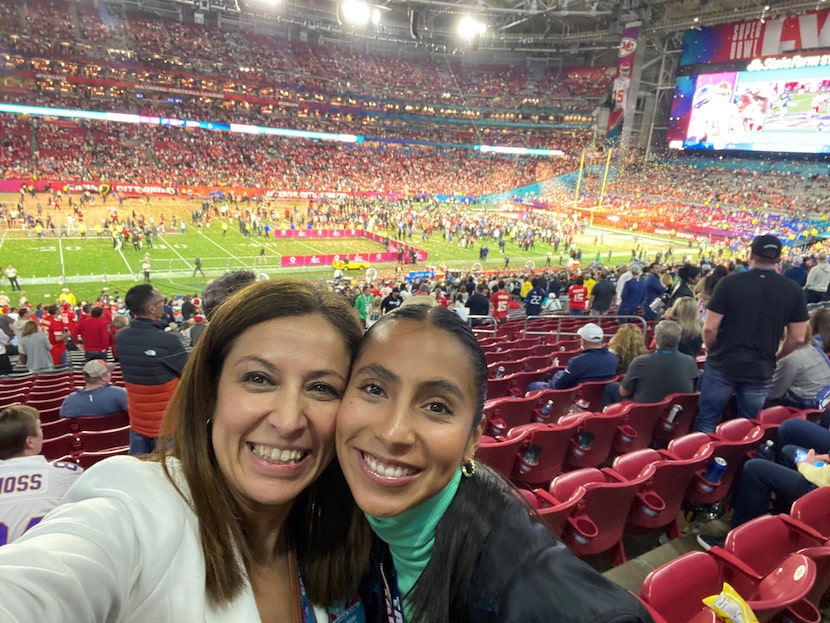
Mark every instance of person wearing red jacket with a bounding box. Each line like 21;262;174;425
78;306;111;361
39;305;68;367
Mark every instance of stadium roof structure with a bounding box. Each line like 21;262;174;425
140;0;825;56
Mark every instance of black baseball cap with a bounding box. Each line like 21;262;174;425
750;234;782;261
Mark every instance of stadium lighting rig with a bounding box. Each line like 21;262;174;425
339;1;383;27
457;15;487;40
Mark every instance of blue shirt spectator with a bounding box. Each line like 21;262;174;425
526;323;617;392
60;360;128;418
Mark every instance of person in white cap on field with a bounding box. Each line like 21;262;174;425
59;360;128;419
525;322;617;393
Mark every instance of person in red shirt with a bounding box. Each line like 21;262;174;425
78;306;111;361
489;280;512;324
568;276;589;316
39;305;68;366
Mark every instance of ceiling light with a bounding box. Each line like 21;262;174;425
457;16;486;40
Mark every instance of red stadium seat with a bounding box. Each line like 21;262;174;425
550;465;653;565
613;444;713;540
522;387;580;423
41;433;82;462
651;392;700;445
482;396;536;436
78;426;131;453
640;550;817;623
531;487;586;539
608;398;670;455
790;487;830;543
40;417;75;440
723;514;830;609
70;411;130;433
564;410;626;470
475;430;528;481
573;378;616;413
507;416;583;488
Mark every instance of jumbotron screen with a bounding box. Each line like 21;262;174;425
666;57;830;154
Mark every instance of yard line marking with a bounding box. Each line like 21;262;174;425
117;247;133;273
159;234;193;269
58;237;65;278
200;234;248;267
0;229;6;253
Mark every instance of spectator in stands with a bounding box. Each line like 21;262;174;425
336;303;651;622
78;306;111;362
190;270;257;348
696;235;809;433
109;315;128;362
115;284;188;455
804;252;830;304
664;297;703;358
666;263;700;309
489;281;511;324
18;320;52;374
764;323;830;409
617;265;645;322
783;256;808;287
39;304;68;367
465;284;490;326
811;307;830;354
643;263;667;322
587;269;615;316
524;277;546;317
567;276;588;316
0;280;369;620
354;285;374;328
12;308;31;368
381;287;403;315
698;421;829;551
525;323;617;392
59;360;128;418
608;323;648;375
0;405;82;546
603;320;699;406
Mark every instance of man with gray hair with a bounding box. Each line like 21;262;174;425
603;320;699;406
189;270;257;347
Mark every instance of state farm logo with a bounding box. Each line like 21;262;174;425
619;37;637;57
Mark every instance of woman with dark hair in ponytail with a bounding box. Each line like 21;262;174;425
337;303;652;623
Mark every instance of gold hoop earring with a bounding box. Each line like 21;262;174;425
461;458;476;478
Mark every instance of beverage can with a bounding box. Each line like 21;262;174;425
702;457;727;484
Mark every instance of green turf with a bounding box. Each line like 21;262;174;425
0;194;705;305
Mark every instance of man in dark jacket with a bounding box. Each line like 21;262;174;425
525;323;617;392
115;284;188;455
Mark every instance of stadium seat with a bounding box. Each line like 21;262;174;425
475;430;528;481
640;550;817;623
77;447;130;469
752;405;806;445
651;392;700;445
549;465;654;565
573;378;616;413
78;426;131;453
608;399;669;455
522;387;580;423
69;411;130;433
40;417;75;440
41;433;82;462
0;392;28;409
612;444;713;540
507;416;583;487
564;410;626;470
530;487;586;539
790;487;830;543
483;396;536;434
723;514;830;608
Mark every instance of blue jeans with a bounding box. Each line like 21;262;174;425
777;419;830;459
84;351;108;362
731;458;816;527
694;363;772;433
129;430;157;456
617;308;636;323
568;309;585;316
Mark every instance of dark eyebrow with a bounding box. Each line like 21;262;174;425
355;363;466;401
236;355;347;383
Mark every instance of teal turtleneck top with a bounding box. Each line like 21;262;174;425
365;468;462;620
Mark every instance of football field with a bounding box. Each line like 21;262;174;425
0;193;700;304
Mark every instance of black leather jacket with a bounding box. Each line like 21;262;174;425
359;497;653;623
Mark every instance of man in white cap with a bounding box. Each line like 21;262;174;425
59;360;128;419
525;322;617;392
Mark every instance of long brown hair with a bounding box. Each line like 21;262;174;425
157;279;370;606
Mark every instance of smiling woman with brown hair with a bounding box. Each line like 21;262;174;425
337;303;652;623
0;279;371;622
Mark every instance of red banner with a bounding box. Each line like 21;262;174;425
274;229;428;267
